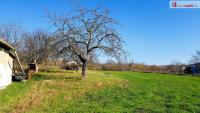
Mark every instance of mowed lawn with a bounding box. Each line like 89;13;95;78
0;68;200;113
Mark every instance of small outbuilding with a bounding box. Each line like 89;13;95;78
184;63;200;75
0;39;16;88
0;39;26;89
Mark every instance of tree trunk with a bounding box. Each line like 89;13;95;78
82;60;87;79
174;67;176;75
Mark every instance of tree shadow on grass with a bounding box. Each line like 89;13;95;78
32;73;82;82
40;70;77;74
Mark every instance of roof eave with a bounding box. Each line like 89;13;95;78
0;39;16;51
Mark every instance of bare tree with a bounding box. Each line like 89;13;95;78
48;7;126;79
190;50;200;64
171;60;184;74
23;29;55;65
22;34;36;64
0;22;26;71
0;22;24;50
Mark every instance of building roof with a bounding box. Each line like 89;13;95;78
0;39;16;51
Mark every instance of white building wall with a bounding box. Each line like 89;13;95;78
0;51;13;89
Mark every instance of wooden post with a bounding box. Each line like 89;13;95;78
14;51;25;74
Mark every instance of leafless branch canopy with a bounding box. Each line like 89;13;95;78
190;50;200;64
0;22;24;49
48;7;126;62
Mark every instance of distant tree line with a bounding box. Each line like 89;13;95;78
87;60;187;75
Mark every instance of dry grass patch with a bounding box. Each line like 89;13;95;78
11;82;46;113
8;70;125;113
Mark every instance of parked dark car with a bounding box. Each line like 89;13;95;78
184;63;200;75
63;62;79;70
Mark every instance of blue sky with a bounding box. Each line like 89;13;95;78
0;0;199;65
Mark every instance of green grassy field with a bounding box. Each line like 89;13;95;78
0;68;200;113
